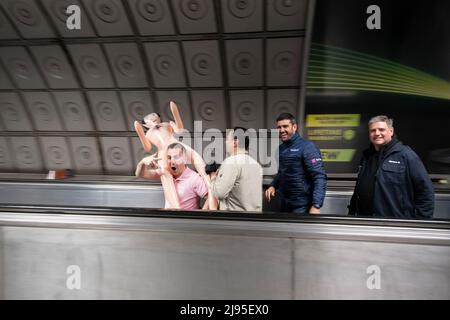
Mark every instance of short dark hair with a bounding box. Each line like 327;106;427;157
167;142;185;154
231;127;249;151
276;113;297;124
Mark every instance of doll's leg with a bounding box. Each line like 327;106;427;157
160;171;180;209
157;156;180;209
169;101;184;133
134;121;152;152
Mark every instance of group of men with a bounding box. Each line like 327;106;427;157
136;125;264;212
136;113;435;219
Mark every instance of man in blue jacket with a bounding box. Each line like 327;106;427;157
265;113;327;214
348;115;434;218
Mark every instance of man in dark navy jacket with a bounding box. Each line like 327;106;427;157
265;113;327;214
348;115;434;218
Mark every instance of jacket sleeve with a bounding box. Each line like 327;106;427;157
407;151;434;218
348;158;364;215
270;172;280;189
303;142;327;207
270;147;280;189
211;161;239;200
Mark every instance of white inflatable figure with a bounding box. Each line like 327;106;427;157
135;101;217;210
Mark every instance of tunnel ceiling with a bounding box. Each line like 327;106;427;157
0;0;310;175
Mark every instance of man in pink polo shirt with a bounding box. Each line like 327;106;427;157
136;142;209;210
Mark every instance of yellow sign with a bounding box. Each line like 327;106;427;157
321;149;356;162
306;114;361;127
343;129;356;140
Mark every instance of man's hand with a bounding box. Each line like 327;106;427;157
309;206;321;214
136;155;162;178
144;155;161;170
265;186;276;202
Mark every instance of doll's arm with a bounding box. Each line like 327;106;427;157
134;121;152;152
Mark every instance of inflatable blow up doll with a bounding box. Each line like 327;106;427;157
134;101;217;210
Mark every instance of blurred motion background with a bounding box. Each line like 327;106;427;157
0;0;309;176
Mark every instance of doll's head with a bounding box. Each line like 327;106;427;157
141;113;161;129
